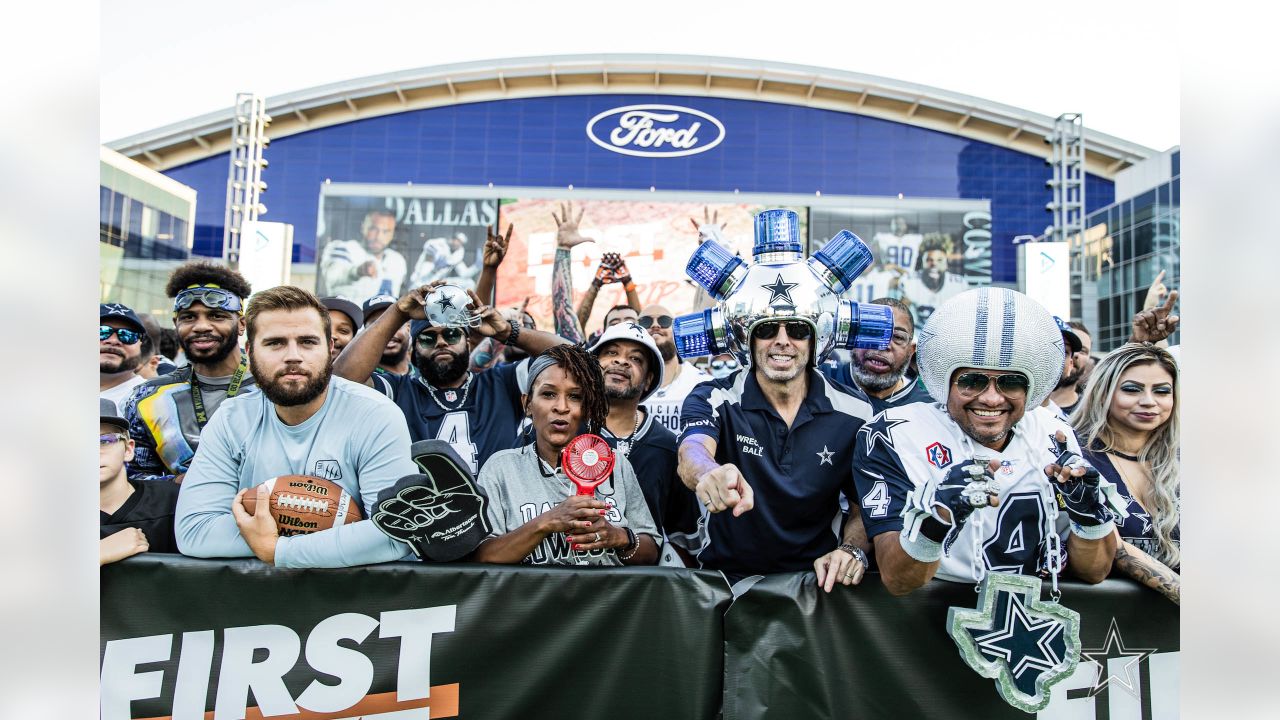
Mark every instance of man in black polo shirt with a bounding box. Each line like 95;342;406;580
678;318;877;586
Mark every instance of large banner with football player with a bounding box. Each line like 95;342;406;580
491;199;806;334
808;204;993;328
102;556;1178;720
315;187;499;301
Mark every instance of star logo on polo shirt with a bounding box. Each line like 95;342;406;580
762;274;799;305
1081;617;1156;698
859;415;908;455
816;446;834;465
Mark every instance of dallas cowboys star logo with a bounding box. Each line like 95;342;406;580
1121;494;1152;534
947;573;1081;712
761;274;799;305
859;415;907;454
102;303;131;315
1081;617;1156;699
436;292;457;311
816;446;834;466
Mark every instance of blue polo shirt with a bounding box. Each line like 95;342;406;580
678;368;876;578
379;361;526;474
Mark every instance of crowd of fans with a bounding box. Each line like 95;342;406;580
99;203;1180;606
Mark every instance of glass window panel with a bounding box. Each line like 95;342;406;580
1133;221;1154;258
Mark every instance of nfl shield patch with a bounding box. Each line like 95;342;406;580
926;442;952;469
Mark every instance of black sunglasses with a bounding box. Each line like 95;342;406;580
415;327;466;346
953;372;1030;397
752;321;812;341
100;325;143;345
637;315;673;329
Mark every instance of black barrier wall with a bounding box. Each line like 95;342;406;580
101;557;1178;720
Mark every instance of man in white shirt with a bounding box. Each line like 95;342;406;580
637;304;711;434
100;303;148;407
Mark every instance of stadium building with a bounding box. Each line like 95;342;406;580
105;54;1167;332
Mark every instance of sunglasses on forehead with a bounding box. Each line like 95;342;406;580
100;325;144;345
637;315;673;329
751;321;813;341
415;327;467;346
173;287;243;313
953;372;1030;397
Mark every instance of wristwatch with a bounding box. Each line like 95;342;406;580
839;542;869;569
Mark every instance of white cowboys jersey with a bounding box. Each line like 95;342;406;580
840;267;906;305
320;239;407;299
873;231;923;271
899;272;968;326
643;362;712;434
853;402;1079;583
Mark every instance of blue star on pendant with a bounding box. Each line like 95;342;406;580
971;593;1067;683
761;274;799;305
859;415;907;454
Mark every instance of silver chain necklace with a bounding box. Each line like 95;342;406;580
422;372;473;411
614;410;642;457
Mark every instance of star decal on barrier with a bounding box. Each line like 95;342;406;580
816;446;834;466
1081;617;1156;698
859;416;907;455
762;274;799;305
946;572;1081;713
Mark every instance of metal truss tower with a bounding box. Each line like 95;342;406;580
1044;112;1086;319
222;93;271;266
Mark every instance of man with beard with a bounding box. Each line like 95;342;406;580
898;233;968;326
175;286;417;567
361;295;412;377
100;303;148;407
1044;316;1086;420
852;288;1123;595
821;298;933;412
123;261;259;483
636;304;711;434
334;282;569;473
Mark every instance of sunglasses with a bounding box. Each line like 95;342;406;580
751;321;813;341
100;325;144;344
416;327;466;346
953;372;1030;397
173;287;243;313
637;315;673;330
710;358;740;370
99;433;129;448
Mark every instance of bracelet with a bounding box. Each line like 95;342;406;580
618;527;640;561
623;281;636;293
503;319;521;346
838;543;868;568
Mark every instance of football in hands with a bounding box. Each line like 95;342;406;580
242;475;363;536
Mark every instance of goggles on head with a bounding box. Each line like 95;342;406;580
173;286;243;313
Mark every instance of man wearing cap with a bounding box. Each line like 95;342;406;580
334;282;569;473
1044;316;1085;421
100;303;149;407
361;294;412;378
637;303;713;434
100;399;179;564
122;261;258;483
851;288;1126;595
320;297;363;360
821;298;933;413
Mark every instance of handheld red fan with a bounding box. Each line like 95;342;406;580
561;434;615;496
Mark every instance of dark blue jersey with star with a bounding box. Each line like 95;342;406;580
1082;445;1180;571
818;362;936;414
380;361;526;474
678;368;876;577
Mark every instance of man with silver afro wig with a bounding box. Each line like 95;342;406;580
850;287;1128;595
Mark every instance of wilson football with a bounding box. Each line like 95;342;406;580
242;475;363;536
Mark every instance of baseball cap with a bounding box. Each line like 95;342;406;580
100;303;146;334
362;294;397;324
1053;316;1083;353
587;321;666;403
100;398;129;432
321;297;364;331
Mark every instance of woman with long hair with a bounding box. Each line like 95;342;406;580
473;344;660;566
1070;342;1180;603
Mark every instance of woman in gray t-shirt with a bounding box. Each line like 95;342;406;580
473;345;660;566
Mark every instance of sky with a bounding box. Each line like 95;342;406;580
100;0;1180;151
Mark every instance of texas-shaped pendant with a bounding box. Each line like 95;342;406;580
946;572;1081;713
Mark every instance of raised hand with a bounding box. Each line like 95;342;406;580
1131;288;1179;344
483;224;513;268
902;458;1002;548
689;206;724;244
551;201;594;250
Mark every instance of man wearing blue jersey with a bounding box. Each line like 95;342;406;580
176;286;417;568
821;298;933;412
852;288;1125;595
334;282;569;473
677;317;877;587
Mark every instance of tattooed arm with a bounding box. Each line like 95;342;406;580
551;201;593;344
1114;538;1180;605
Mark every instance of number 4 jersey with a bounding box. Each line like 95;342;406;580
853;402;1078;583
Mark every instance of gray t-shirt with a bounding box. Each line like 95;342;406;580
477;443;659;566
193;370;258;418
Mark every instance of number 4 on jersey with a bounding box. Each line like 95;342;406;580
436;411;479;473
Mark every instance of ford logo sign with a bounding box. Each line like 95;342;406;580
586;104;725;158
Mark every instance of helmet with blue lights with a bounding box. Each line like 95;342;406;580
672;209;894;368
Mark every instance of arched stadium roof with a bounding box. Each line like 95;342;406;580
108;54;1157;178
